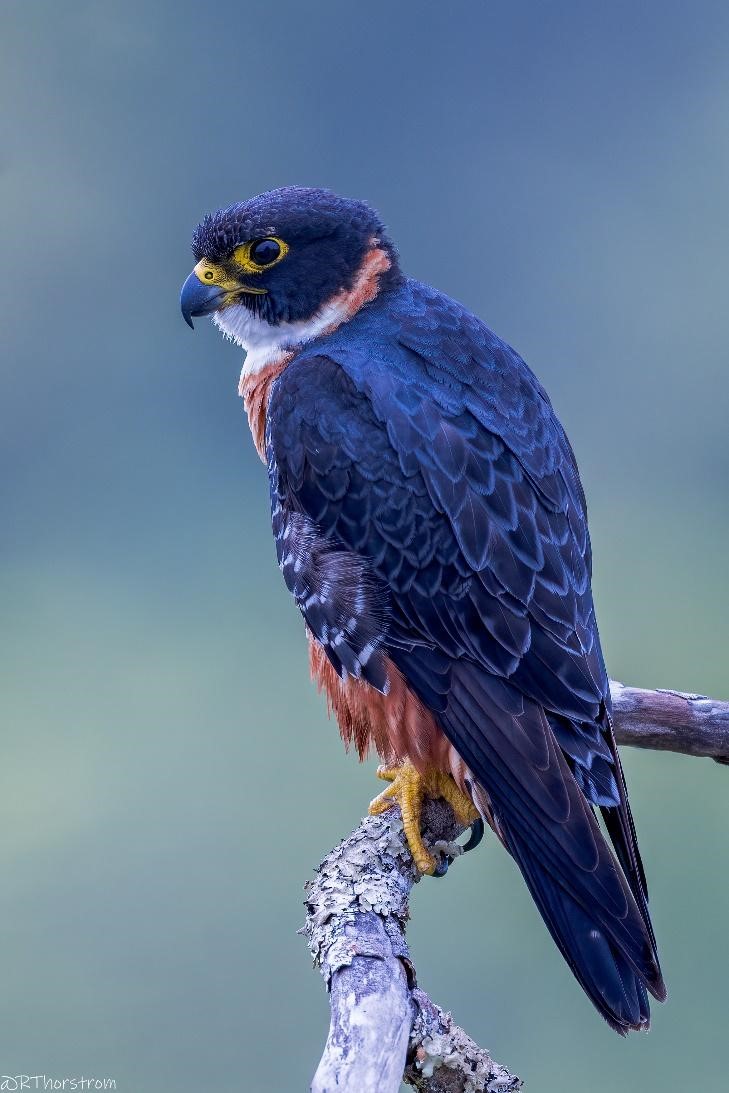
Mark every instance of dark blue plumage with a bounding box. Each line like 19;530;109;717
182;187;665;1034
266;277;664;1033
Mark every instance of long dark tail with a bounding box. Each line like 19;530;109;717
443;663;666;1034
499;812;662;1032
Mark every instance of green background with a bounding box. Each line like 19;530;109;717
2;2;728;1090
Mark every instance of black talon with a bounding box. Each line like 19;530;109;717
462;817;484;854
431;818;484;877
432;856;450;877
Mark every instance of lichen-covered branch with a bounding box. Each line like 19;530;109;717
304;798;521;1093
303;681;728;1092
404;989;521;1093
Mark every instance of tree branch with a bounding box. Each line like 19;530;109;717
304;798;522;1093
303;681;728;1092
610;681;729;762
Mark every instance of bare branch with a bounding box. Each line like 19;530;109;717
611;681;729;762
304;681;728;1091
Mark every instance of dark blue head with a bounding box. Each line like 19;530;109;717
180;187;400;329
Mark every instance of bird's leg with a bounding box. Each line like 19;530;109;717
368;761;479;876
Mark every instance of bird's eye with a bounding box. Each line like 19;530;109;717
232;236;288;273
250;238;282;267
204;270;214;280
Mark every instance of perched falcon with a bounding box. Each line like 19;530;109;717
181;187;665;1032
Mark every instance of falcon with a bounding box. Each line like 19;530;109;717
180;187;665;1032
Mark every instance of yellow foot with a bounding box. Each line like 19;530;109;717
368;761;479;875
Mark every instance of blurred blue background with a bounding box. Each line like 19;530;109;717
2;2;728;1090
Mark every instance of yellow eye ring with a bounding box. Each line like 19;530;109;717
233;236;288;273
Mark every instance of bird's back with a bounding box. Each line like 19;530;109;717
268;276;665;1031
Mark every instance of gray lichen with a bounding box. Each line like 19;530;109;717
304;801;522;1093
405;989;523;1093
304;810;416;984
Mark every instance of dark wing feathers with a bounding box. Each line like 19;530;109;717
445;668;657;960
270;490;390;692
266;284;663;1029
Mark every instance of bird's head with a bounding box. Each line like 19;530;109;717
180;187;399;348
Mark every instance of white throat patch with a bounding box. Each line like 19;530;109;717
213;297;350;379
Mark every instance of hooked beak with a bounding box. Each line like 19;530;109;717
180;270;227;329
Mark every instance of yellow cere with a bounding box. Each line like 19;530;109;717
192;237;288;295
192;258;263;293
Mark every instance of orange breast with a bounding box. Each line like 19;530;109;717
239;355;293;461
308;635;469;784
